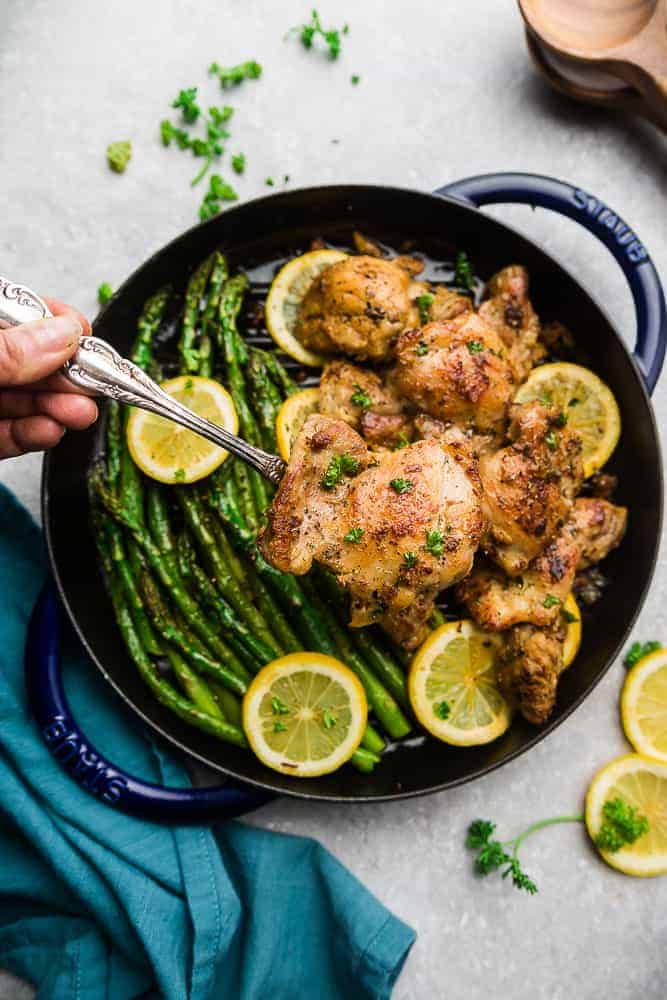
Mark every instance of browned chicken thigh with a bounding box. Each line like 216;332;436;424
296;255;423;362
260;415;483;649
318;360;412;449
392;313;515;434
496;620;567;725
479;401;584;575
478;265;546;382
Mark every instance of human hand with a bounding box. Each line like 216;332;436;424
0;297;98;458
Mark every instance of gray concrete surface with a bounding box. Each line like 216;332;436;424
1;1;666;997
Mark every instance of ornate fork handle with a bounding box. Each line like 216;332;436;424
0;275;287;485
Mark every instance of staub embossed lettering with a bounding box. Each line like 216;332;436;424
572;189;648;264
42;716;127;802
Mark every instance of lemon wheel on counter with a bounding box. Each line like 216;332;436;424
514;362;621;477
126;375;237;484
621;647;667;763
264;249;347;366
408;621;511;746
243;653;367;777
585;754;667;876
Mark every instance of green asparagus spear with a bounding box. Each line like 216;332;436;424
106;401;122;491
177;490;280;656
140;568;248;695
210;682;243;725
259;348;299;397
107;522;161;657
95;516;247;747
164;646;224;718
179;255;214;373
246;350;280;451
132;286;170;374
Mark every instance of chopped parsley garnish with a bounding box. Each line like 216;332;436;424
160;120;192;149
350;383;372;409
322;710;337;729
271;696;290;715
294;9;349;59
284;174;290;183
199;174;238;221
351;74;360;85
624;640;662;669
184;378;194;390
545;429;558;451
403;551;418;568
543;594;561;609
390;478;413;494
344;527;364;543
393;433;410;450
416;292;434;325
321;453;360;489
455;250;475;291
97;282;114;306
106;140;132;173
172;87;201;123
265;177;275;186
273;720;288;733
554;411;568;427
425;530;444;558
561;607;579;624
173;468;186;482
435;701;451;720
539;392;552;405
209;60;262;88
467;340;484;354
568;397;580;407
594;798;649;852
415;341;429;356
231;152;246;174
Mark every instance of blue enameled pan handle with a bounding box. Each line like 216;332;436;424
435;172;666;395
25;584;273;823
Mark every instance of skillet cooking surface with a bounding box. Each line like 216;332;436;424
43;186;662;801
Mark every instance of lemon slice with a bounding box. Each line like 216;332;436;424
585;754;667;876
275;387;320;460
408;620;511;746
242;653;367;777
126;375;237;485
514;362;621;477
265;249;348;366
562;593;582;669
621;647;667;762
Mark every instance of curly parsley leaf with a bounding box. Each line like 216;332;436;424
172;87;201;123
97;282;114;306
594;798;649;852
293;10;349;59
425;530;444;558
350;383;372;409
390;478;413;495
198;174;238;221
416;292;434;325
209;60;262;88
321;453;360;489
231;152;246;174
624;640;662;669
455;250;475;291
344;527;364;543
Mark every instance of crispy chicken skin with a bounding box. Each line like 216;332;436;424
296;256;422;362
428;287;473;323
458;497;627;632
478;265;546;382
569;497;627;569
318;360;412;448
497;621;567;726
260;415;483;649
392;313;515;433
479;401;584;575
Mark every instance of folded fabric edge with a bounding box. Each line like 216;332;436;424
355;910;416;999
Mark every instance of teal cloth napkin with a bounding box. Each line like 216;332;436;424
0;483;415;999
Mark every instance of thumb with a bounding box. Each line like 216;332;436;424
0;311;83;387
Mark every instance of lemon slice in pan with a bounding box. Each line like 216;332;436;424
265;249;347;366
275;387;320;460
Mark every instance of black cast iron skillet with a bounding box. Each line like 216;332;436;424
28;172;666;821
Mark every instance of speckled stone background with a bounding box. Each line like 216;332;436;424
1;1;666;997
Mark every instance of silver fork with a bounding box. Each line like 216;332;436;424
0;276;287;485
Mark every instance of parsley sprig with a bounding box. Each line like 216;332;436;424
594;798;649;852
